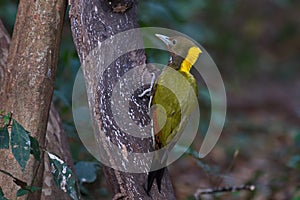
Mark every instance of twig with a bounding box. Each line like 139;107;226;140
0;169;28;189
194;184;255;199
214;149;240;187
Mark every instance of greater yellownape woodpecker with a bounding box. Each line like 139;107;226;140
147;34;202;194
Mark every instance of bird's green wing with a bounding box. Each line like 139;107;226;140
151;67;198;149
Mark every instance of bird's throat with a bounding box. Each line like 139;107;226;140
180;46;201;74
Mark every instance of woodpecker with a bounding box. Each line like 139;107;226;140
147;34;202;194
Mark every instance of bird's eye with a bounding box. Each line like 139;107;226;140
172;39;177;45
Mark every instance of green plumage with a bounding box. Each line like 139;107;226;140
151;67;198;148
147;34;201;195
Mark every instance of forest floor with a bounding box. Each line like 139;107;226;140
171;80;300;200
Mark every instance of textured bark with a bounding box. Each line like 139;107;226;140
0;20;10;90
0;20;74;200
69;0;175;199
0;0;66;199
42;103;74;200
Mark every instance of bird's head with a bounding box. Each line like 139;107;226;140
155;34;202;72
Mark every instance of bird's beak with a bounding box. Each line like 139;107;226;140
155;34;172;47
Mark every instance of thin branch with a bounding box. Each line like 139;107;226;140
194;184;255;199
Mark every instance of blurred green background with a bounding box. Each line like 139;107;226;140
1;0;300;199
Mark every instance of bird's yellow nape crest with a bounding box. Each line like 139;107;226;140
180;46;202;74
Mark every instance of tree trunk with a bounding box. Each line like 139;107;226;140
69;0;175;199
0;20;10;85
0;0;66;198
42;103;74;200
1;19;74;200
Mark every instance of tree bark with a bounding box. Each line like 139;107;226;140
0;0;66;198
41;103;74;200
0;19;74;200
69;0;175;199
0;20;10;88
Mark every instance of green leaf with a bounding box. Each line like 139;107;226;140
11;119;31;171
27;186;41;193
29;136;40;161
0;126;9;149
288;155;300;169
294;130;300;149
75;161;100;184
16;188;30;197
0;187;8;200
2;112;11;126
16;186;41;197
47;152;79;200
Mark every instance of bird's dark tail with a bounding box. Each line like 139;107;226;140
146;167;165;195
